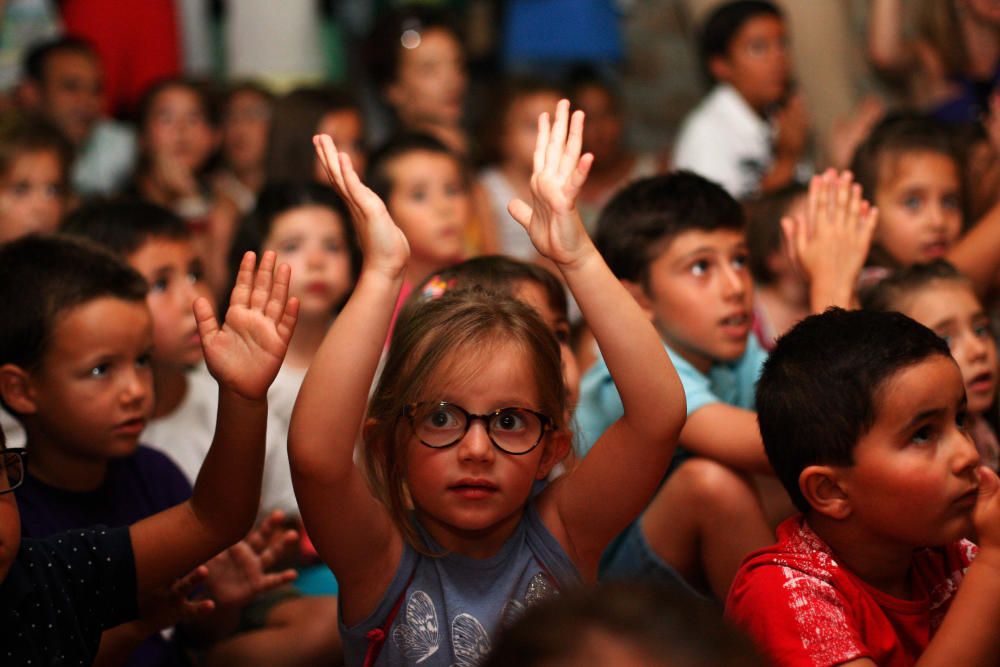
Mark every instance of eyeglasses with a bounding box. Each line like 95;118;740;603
0;448;26;495
405;402;553;455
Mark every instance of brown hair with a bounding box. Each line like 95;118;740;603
364;288;567;551
0;112;73;188
860;259;971;313
743;183;807;285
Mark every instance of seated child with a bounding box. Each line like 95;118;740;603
673;0;808;199
727;307;1000;666
291;100;686;664
850;111;1000;295
0;234;297;666
744;183;808;350
0;112;72;244
362;133;471;333
478;78;561;260
862;260;1000;471
579;169;875;598
215;81;275;215
61;200;342;665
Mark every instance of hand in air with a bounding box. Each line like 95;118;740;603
137;565;215;633
196;251;298;401
782;169;878;293
507;99;596;268
202;509;299;608
313;134;409;279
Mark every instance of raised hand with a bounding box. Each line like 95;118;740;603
781;169;878;311
313;134;409;279
507;99;595;268
201;510;299;608
196;251;298;400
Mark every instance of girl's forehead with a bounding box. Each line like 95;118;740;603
418;338;538;401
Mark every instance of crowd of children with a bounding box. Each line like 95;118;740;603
7;1;1000;665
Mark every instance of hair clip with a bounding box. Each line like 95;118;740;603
421;275;457;300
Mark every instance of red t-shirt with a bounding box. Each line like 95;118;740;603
726;516;976;667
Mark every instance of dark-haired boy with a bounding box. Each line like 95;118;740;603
0;234;297;665
727;308;1000;666
16;36;136;195
673;0;808;198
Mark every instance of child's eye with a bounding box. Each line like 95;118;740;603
492;409;528;433
89;363;110;378
911;425;934;444
956;410;970;431
942;194;962;211
150;277;169;293
974;322;994;339
731;253;749;270
279;241;300;254
554;326;570;344
324;240;343;253
187;268;204;285
136;353;152;369
9;181;30;196
445;182;466;197
409;188;428;203
690;260;710;277
423;406;461;431
902;196;922;211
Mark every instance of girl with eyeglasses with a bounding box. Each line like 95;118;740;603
289;101;685;665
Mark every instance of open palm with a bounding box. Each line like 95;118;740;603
197;251;298;401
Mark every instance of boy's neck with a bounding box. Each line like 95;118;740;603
24;437;108;492
806;513;916;599
152;362;191;419
285;314;331;369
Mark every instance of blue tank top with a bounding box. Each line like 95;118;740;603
340;502;580;666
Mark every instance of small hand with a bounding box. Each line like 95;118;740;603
507;99;596;268
202;513;299;608
313;134;409;279
782;169;878;309
197;251;298;400
137;566;215;633
973;466;1000;551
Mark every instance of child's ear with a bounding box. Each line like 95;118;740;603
799;465;852;520
536;430;571;479
708;55;734;84
0;364;38;415
620;280;655;322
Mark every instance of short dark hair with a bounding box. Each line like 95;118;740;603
860;259;969;314
230;181;361;294
850;112;961;208
0;234;148;375
0;112;73;186
595;171;744;287
22;36;97;84
700;1;783;78
365;132;466;202
743;183;807;285
756;308;950;512
483;581;764;667
60;198;190;257
266;86;360;184
365;6;462;92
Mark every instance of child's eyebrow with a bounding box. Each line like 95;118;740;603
899;398;968;432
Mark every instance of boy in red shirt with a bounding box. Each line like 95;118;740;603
727;308;1000;666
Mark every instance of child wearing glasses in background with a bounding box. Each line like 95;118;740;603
289;101;685;665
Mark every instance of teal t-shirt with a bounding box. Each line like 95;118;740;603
573;335;768;457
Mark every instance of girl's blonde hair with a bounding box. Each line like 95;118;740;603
364;288;567;550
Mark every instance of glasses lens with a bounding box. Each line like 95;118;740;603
489;408;543;454
413;403;467;447
1;453;22;491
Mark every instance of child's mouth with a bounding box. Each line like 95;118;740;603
449;480;498;499
969;371;995;394
114;418;147;435
719;313;750;335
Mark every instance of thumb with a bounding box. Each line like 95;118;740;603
979;465;1000;500
507;198;533;229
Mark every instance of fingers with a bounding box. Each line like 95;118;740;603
314;134;347;194
544;99;571;175
263;262;292;323
558;109;585;182
507;198;533;228
278;298;299;343
567;152;594;196
193;296;219;342
533;112;550;175
249;250;277;311
229;251;257;310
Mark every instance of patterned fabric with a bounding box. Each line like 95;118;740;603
726;516;976;667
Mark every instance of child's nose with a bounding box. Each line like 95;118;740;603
121;368;150;405
719;264;746;298
456;420;494;462
952;427;981;474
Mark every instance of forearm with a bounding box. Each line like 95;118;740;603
561;246;685;443
289;269;402;482
190;388;268;548
916;547;1000;665
868;0;908;71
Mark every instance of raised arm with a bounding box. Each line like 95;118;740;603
508;100;686;576
130;251;298;595
867;0;913;74
288;135;410;620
